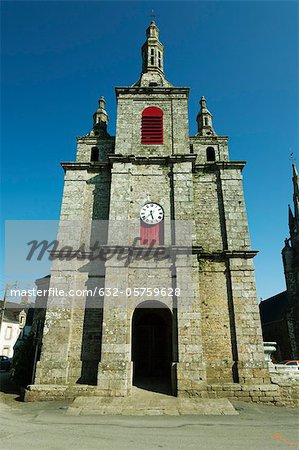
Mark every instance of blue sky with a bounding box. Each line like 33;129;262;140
1;1;298;300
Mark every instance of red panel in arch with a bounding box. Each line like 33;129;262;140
142;107;163;145
140;222;163;245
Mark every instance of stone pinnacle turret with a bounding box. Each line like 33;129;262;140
93;96;109;136
196;96;217;137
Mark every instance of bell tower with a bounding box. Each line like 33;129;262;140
29;20;276;403
142;21;164;74
135;20;172;87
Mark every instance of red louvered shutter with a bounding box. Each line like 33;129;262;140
140;222;163;245
142;107;163;145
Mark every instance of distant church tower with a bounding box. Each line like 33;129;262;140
29;22;272;400
282;163;299;358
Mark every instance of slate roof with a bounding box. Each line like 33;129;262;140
259;291;289;324
0;300;34;324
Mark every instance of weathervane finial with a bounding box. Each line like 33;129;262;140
149;9;156;21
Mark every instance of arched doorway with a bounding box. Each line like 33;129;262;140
132;301;173;395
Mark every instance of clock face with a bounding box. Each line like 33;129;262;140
140;203;164;224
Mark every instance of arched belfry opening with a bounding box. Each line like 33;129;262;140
131;301;173;395
206;146;216;162
141;106;164;144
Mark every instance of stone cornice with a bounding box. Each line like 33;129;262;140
50;246;258;260
76;136;115;142
194;161;247;171
190;135;229;141
115;86;190;97
61;162;110;173
61;159;246;173
196;249;258;259
108;154;197;165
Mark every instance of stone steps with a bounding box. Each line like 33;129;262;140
67;387;238;416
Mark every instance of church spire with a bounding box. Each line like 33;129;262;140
288;204;295;231
142;21;164;76
196;96;217;136
292;163;299;221
287;162;299;245
133;21;172;87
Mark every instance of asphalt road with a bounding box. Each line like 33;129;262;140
0;371;298;450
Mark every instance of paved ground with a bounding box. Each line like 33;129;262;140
1;371;298;450
68;386;238;416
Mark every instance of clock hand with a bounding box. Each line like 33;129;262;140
150;211;154;219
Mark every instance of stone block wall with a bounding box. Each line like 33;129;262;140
220;166;251;250
193;170;223;251
229;258;270;384
76;137;115;163
190;136;229;164
34;162;110;386
115;88;189;156
198;260;234;384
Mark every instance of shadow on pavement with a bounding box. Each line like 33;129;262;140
0;370;22;399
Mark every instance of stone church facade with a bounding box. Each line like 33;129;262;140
27;22;283;403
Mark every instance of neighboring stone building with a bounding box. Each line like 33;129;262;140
260;164;299;360
27;21;285;403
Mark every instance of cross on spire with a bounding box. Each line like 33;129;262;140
149;9;156;21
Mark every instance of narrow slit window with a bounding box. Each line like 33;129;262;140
141;107;163;145
150;48;155;65
91;147;99;162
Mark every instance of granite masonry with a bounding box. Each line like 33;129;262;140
26;21;298;407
